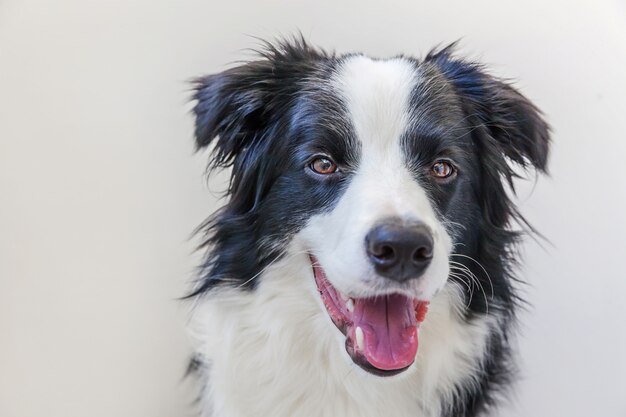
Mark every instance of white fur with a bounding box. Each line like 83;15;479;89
190;246;494;417
300;56;452;301
190;56;493;416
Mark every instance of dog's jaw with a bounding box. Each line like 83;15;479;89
311;254;430;376
189;248;495;417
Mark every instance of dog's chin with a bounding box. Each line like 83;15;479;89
310;255;429;377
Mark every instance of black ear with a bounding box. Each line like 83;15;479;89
191;60;274;168
427;46;551;172
191;37;327;171
481;80;550;172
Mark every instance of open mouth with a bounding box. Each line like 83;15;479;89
310;255;429;376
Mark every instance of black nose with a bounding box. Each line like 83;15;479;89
365;220;434;282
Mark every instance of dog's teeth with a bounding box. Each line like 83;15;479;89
355;326;364;351
346;298;354;312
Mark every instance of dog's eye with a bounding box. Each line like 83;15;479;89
430;160;456;179
310;157;338;175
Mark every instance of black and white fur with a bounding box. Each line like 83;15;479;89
187;38;550;417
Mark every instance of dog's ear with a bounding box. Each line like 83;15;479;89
191;60;274;168
480;79;550;172
428;46;550;172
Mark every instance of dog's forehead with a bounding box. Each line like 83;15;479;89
331;55;418;150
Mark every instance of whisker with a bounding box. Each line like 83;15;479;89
450;253;495;299
449;261;490;315
236;249;313;289
448;273;473;309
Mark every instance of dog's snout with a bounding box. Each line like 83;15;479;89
365;220;434;282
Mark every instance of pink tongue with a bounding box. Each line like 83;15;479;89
353;294;418;371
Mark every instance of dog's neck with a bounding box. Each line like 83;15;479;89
190;250;495;417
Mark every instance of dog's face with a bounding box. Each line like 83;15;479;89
192;40;549;376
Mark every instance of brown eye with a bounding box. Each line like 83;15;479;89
310;157;338;175
431;160;455;179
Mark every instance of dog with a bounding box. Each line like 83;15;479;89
186;37;550;417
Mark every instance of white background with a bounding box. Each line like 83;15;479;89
1;1;625;416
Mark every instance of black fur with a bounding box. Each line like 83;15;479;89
189;37;550;416
190;38;357;296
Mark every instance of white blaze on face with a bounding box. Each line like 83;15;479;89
299;55;452;300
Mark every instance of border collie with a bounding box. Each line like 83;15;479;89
187;38;550;417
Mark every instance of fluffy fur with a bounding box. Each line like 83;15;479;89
186;37;550;417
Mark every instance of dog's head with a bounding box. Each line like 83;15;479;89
191;39;549;376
